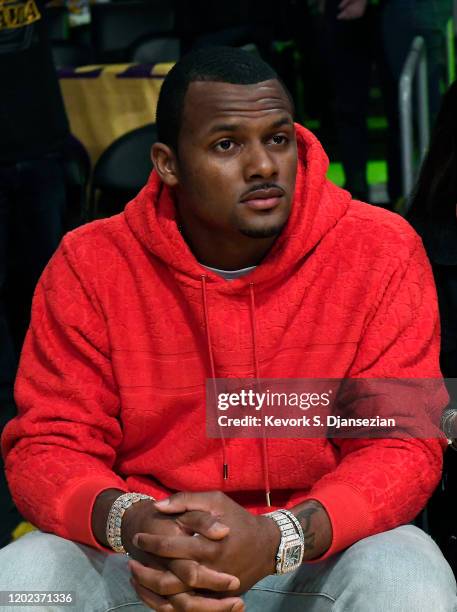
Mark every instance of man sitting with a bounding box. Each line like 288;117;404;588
1;47;456;611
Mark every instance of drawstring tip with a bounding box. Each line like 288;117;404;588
223;463;229;480
266;491;271;507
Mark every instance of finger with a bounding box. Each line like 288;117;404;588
338;0;352;9
153;491;219;514
169;592;245;612
129;558;192;596
130;575;174;611
134;532;217;562
169;559;240;592
175;510;229;539
130;550;239;590
129;558;240;595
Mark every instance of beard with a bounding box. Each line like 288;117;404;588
238;219;288;239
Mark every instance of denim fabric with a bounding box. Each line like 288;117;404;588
0;525;455;611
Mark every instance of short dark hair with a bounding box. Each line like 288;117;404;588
155;46;292;152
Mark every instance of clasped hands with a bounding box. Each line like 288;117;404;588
123;491;280;612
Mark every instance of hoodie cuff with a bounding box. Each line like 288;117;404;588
57;477;129;553
291;482;373;563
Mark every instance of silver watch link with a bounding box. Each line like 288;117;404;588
264;508;305;574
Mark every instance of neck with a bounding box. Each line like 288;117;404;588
179;223;277;270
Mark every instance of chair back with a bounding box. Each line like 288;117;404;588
90;124;157;218
91;1;175;63
62;135;92;229
51;41;94;68
130;36;180;64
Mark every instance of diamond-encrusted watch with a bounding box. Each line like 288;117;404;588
106;492;154;554
264;509;304;574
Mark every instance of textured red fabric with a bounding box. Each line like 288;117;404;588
1;125;447;559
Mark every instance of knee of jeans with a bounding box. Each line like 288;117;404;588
336;525;456;610
0;530;93;590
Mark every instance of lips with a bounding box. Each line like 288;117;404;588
240;188;284;210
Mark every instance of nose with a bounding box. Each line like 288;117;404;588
243;141;278;181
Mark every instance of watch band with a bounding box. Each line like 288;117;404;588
106;492;154;554
264;509;304;574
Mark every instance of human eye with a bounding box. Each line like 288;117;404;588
270;134;289;146
214;139;236;152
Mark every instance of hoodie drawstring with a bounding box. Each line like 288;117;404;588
200;274;271;506
201;275;229;480
249;283;271;507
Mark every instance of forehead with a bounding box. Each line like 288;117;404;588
181;79;293;135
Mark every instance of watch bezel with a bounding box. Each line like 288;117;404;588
277;540;304;574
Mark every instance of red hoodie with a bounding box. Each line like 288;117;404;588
1;125;446;560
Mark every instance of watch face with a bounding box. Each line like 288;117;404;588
284;544;302;569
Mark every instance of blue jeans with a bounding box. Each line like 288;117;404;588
0;525;455;611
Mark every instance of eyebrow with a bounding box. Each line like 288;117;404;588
207;116;293;135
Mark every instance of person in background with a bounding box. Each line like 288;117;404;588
321;0;451;206
0;0;69;546
322;0;382;202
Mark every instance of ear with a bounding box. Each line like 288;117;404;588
151;143;179;187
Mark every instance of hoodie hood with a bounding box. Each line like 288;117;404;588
124;124;351;288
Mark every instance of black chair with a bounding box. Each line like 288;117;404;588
62;135;92;230
90;1;175;63
89;124;157;219
426;447;457;577
51;41;94;69
129;35;180;64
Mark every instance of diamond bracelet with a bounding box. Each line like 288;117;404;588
106;492;154;554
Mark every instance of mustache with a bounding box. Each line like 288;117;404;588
240;183;285;198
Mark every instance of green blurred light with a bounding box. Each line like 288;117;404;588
327;161;387;186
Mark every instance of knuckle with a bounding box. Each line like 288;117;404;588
156;538;171;556
178;561;197;586
195;536;207;558
184;564;200;588
153;577;171;597
179;598;195;612
208;543;218;561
